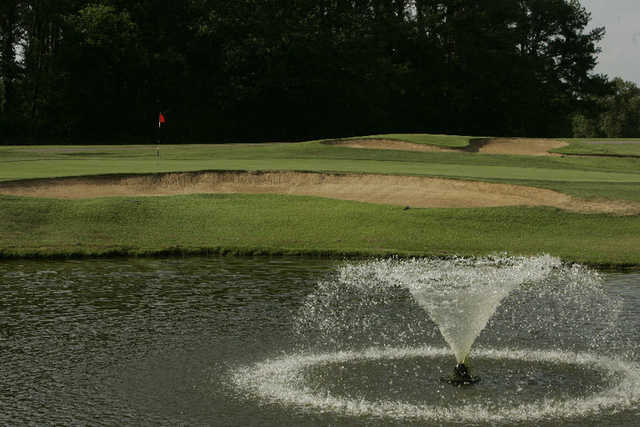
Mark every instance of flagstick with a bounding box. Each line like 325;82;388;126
157;112;165;160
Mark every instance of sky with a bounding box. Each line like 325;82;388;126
580;0;640;84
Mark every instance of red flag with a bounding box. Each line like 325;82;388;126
158;112;166;128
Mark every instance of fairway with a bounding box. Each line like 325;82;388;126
1;135;640;266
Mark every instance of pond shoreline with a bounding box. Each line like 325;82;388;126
1;247;638;272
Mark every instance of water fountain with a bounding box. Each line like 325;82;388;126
232;255;640;424
332;255;561;385
2;257;638;424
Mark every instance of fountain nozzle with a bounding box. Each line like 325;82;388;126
442;362;481;386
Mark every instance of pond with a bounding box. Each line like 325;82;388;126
0;257;638;426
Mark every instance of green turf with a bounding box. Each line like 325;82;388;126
1;194;638;266
2;140;640;202
2;134;640;265
556;139;640;157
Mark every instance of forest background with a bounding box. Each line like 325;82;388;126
1;0;639;144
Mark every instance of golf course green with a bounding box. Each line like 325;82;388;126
1;134;640;267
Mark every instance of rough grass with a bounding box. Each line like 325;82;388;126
1;193;639;266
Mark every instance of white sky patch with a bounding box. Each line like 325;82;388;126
581;0;640;84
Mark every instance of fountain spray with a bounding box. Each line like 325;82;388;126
327;255;560;385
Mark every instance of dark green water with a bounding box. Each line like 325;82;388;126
0;257;638;426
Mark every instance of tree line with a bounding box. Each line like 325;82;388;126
0;0;635;144
572;77;640;138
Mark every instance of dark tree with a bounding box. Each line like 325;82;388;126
0;0;609;143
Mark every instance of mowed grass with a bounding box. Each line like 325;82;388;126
1;134;640;266
1;194;639;266
2;137;640;201
556;139;640;157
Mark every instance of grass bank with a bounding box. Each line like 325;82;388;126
1;194;639;267
1;134;640;266
341;133;475;147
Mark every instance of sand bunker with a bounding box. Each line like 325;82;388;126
475;138;567;155
332;138;568;156
1;171;637;215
